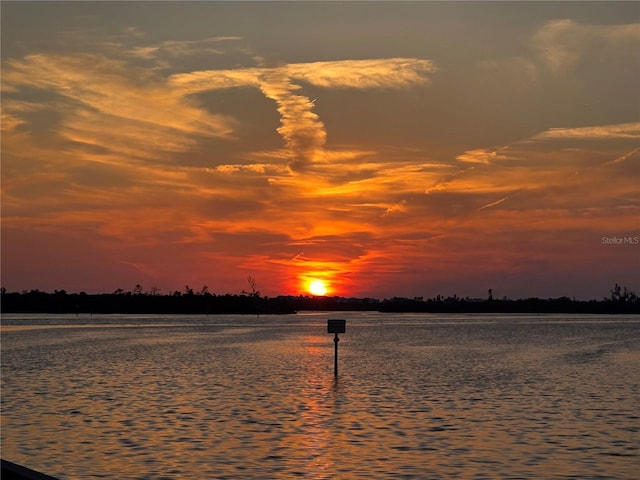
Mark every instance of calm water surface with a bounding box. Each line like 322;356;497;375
1;313;639;479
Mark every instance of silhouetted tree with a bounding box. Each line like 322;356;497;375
243;276;260;298
610;283;638;303
243;275;261;317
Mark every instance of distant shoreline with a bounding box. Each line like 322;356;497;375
2;288;638;315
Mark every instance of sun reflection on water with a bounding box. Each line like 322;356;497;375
298;336;338;478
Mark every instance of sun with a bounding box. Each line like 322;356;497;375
308;279;328;296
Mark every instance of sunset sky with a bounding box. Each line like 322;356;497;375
2;2;638;299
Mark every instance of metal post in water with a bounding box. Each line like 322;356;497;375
334;332;339;377
328;319;346;378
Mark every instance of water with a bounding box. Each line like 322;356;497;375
1;312;639;479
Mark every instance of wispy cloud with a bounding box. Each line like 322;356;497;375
169;68;262;91
478;195;511;210
129;36;243;60
456;147;513;165
258;68;327;169
2;53;237;163
170;57;436;169
215;163;289;175
605;147;640;166
533;19;640;74
170;58;436;92
286;58;436;89
475;18;640;94
531;122;640;141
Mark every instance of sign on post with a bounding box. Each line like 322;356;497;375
327;319;346;334
328;319;346;377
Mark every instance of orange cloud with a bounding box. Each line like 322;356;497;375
258;69;326;169
2;53;237;166
531;122;640;141
456;147;514;164
286;58;436;89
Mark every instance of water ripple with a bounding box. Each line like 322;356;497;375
1;314;639;479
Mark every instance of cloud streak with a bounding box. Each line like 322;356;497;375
2;53;237;164
478;195;511;210
532;122;640;141
456;147;513;165
170;57;436;169
258;68;327;169
286;58;436;89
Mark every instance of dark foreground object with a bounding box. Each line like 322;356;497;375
1;460;59;480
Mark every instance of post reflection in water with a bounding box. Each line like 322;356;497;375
298;336;339;478
244;330;349;479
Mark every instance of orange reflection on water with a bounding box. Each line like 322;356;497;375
297;335;338;478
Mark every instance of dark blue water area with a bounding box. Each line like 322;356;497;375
2;313;639;479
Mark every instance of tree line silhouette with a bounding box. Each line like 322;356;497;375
0;285;293;315
1;284;638;314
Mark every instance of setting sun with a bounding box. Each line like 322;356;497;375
308;279;328;296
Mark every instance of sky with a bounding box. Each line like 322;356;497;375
1;1;639;300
